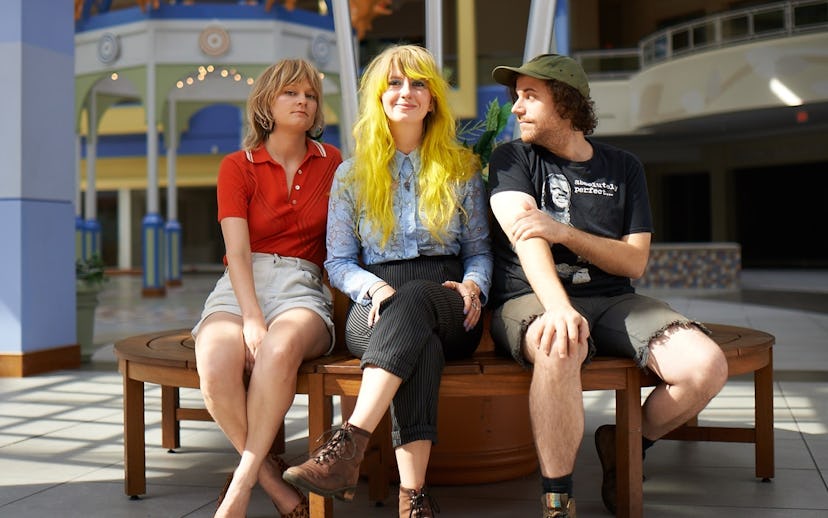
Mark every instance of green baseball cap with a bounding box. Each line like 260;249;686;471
492;53;590;98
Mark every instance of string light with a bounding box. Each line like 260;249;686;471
172;65;256;91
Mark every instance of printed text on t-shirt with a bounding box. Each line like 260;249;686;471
573;179;618;197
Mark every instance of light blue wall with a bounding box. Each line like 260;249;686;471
0;202;23;351
0;1;22;43
0;0;76;354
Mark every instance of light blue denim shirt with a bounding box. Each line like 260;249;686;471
325;149;493;305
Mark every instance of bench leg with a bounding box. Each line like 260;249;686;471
755;351;775;481
308;374;334;518
615;368;643;518
122;359;146;497
161;385;180;451
270;425;287;456
365;411;392;504
657;352;776;484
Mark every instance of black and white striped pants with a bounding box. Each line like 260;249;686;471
345;255;483;446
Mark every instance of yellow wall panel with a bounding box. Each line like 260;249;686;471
80;155;224;190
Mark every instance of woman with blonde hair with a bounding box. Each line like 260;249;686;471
193;58;341;518
284;44;492;517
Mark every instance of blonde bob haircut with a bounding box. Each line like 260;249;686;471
242;59;325;150
347;44;480;245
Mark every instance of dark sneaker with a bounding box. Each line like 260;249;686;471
594;424;617;515
542;492;576;517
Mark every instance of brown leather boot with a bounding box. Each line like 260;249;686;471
542;492;576;518
399;486;440;517
282;422;371;502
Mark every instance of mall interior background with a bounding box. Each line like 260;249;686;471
76;0;828;271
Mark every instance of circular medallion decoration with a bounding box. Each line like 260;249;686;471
310;34;332;66
97;33;121;65
199;26;230;57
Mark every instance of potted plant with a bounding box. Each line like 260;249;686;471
76;255;107;362
458;98;513;180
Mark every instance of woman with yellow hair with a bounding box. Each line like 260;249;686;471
284;44;492;516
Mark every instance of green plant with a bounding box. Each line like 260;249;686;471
76;255;107;287
458;98;513;173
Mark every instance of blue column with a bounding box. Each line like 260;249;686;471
142;213;166;296
554;0;569;56
83;218;102;259
165;219;182;286
75;215;85;260
0;0;78;375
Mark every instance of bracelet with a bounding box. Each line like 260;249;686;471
368;282;389;298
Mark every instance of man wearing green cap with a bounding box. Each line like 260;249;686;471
486;54;729;517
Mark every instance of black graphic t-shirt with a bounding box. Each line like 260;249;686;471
487;138;653;306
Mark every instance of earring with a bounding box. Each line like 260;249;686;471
257;115;273;132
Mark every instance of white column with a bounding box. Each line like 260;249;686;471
524;0;557;61
166;99;178;222
75;135;82;218
165;98;182;285
146;58;159;216
83;91;101;258
332;0;358;158
84;92;97;221
142;26;166;295
118;188;132;270
425;0;444;71
75;134;83;259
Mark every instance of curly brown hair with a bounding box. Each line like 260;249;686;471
509;78;597;135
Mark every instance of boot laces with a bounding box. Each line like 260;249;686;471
408;488;440;517
311;425;357;465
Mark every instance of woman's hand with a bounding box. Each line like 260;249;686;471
241;317;267;372
443;280;482;331
367;281;395;327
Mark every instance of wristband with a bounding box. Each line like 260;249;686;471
369;282;389;298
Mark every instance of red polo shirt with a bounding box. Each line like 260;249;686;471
217;139;342;268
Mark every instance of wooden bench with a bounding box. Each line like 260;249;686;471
113;317;392;504
114;322;774;518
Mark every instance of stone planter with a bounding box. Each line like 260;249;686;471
76;282;103;362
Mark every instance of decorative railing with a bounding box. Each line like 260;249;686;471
575;0;828;78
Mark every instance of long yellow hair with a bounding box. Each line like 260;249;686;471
348;45;480;245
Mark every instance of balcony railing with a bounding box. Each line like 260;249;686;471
574;0;828;79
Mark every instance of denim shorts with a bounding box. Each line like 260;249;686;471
192;253;335;353
490;291;707;369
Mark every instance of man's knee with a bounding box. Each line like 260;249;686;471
699;339;728;397
653;325;728;396
526;338;588;376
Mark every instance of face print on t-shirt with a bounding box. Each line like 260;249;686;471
541;171;591;284
541;172;572;225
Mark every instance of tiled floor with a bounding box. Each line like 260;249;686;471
1;270;827;517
